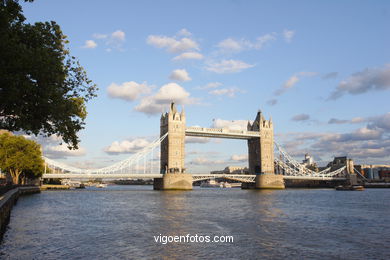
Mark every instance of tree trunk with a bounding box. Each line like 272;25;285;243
9;169;21;185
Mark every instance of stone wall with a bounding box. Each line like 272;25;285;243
0;186;40;240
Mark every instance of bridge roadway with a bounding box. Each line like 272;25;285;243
42;173;346;181
185;127;261;139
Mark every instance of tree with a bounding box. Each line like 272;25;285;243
0;0;97;149
0;132;44;184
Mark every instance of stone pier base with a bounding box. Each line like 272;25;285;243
255;174;285;189
153;173;193;190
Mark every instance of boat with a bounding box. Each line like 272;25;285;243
335;185;365;191
200;179;220;188
351;185;365;191
61;180;85;189
220;182;232;188
96;183;107;188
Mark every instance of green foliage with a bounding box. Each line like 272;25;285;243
0;0;97;149
0;132;44;184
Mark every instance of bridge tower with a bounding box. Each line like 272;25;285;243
153;102;192;190
247;111;285;189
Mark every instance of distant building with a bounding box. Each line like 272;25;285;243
302;153;314;166
358;164;390;180
326;156;355;174
211;166;249;175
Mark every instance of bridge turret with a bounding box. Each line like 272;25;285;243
248;110;275;175
156;102;192;190
160;102;186;174
247;121;252;131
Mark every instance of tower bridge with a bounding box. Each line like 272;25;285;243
42;102;356;189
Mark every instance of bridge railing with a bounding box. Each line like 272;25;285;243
185;127;261;138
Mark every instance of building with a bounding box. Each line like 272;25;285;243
211;166;249;175
302;153;314;166
358;164;390;180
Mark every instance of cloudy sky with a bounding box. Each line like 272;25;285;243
21;0;390;172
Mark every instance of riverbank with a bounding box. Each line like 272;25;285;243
40;184;70;190
0;186;40;241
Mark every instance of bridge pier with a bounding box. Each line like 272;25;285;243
255;174;285;189
153;173;193;190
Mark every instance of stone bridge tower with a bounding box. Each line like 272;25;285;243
160;102;186;173
247;111;285;189
154;102;192;190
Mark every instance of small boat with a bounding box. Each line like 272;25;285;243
96;183;107;188
200;179;220;188
351;185;365;191
220;182;232;188
336;185;364;191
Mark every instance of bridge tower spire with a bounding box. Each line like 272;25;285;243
247;111;285;189
154;102;192;190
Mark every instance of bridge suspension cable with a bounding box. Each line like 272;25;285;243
43;133;167;175
274;141;347;178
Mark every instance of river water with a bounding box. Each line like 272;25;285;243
0;186;389;259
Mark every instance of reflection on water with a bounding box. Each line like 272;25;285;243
0;186;389;259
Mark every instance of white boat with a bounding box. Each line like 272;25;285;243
200;179;220;188
96;183;107;188
61;180;84;188
222;182;232;188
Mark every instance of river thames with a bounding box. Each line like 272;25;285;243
1;186;389;259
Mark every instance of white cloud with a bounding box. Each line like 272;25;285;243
368;112;390;131
206;59;254;74
105;138;150;155
93;33;108;39
274;71;317;96
82;40;97;49
217;38;245;52
22;134;86;159
45;144;86;158
177;28;192;37
173;52;204;61
351;117;365;123
169;69;191;82
211;119;251;131
107;81;152;101
91;30;125;51
135;83;196;115
329;64;390;99
328;113;390;130
154;83;190;102
209;87;243;97
283;29;295;42
147;35;199;53
111;30;125;41
196;82;222;90
185;136;210;143
231;154;248;162
279;115;390;164
190;157;226;166
328;117;365;125
216;33;276;53
255;33;277;49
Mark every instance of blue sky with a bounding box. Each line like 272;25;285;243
21;0;390;172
